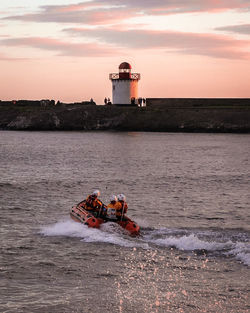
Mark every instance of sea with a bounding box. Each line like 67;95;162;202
0;131;249;313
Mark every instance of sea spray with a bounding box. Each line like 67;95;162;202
40;220;149;249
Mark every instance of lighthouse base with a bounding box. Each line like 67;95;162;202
115;102;138;107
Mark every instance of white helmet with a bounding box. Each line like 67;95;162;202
117;194;126;201
110;195;117;202
92;190;100;197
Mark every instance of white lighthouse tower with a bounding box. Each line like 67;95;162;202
109;62;140;106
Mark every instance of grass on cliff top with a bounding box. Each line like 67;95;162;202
1;103;250;113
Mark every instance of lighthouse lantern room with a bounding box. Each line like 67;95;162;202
109;62;140;105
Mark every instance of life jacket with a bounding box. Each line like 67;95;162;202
106;202;120;219
116;201;128;217
84;195;103;213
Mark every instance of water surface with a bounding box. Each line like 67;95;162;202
0;131;249;312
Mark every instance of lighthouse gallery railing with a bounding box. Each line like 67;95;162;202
109;73;141;80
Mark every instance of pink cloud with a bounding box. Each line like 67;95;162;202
0;37;121;57
44;2;98;13
216;24;250;35
3;2;133;25
64;27;250;59
3;0;250;25
133;0;250;14
2;1;250;60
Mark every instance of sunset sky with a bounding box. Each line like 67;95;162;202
1;0;250;104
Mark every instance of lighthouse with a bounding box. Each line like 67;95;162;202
109;62;140;105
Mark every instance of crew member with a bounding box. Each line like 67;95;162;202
106;195;119;220
78;190;104;217
116;194;128;221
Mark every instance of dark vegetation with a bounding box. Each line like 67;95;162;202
0;98;249;133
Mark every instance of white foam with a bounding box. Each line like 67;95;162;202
149;233;233;251
39;220;149;249
228;242;250;266
40;222;249;266
40;220;86;237
147;232;250;266
133;218;150;228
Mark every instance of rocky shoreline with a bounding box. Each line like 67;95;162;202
0;99;250;133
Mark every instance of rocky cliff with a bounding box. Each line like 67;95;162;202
0;100;249;132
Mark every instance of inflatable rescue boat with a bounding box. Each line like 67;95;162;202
70;205;140;236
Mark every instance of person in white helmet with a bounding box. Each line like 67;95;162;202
78;190;104;217
106;195;119;220
116;194;128;221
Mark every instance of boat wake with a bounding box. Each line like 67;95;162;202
143;227;250;266
40;219;149;249
40;219;250;266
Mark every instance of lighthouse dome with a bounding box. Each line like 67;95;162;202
119;62;132;70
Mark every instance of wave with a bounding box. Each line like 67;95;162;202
146;233;233;251
39;219;250;266
228;242;250;266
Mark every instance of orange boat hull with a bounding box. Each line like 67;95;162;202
70;206;140;236
117;220;140;236
70;206;103;228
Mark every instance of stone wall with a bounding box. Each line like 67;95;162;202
146;98;250;108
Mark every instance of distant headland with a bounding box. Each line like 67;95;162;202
0;98;249;133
